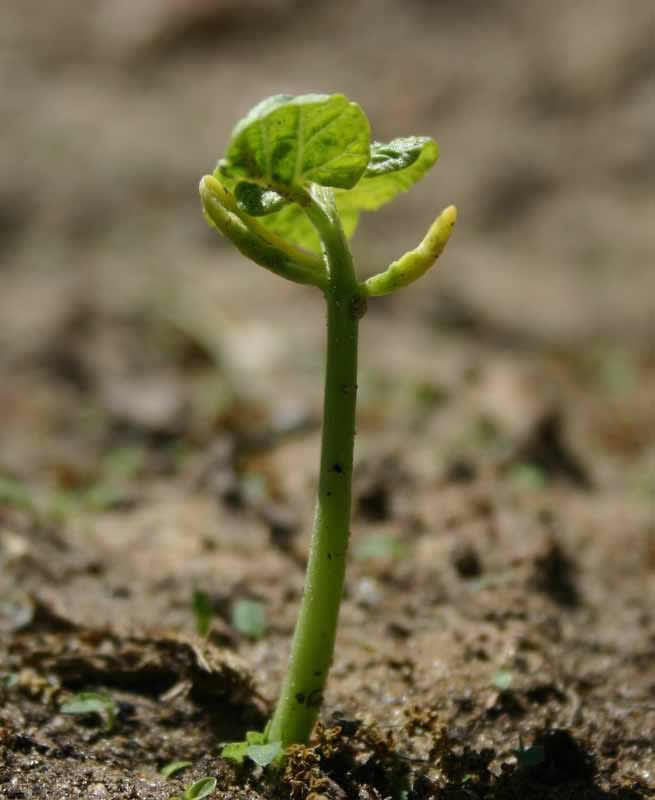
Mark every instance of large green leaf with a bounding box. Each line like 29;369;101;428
220;93;371;190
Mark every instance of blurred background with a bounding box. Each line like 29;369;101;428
1;0;653;505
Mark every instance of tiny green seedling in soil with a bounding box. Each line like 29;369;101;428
160;760;193;779
192;588;213;637
169;776;217;800
200;93;456;753
59;691;118;732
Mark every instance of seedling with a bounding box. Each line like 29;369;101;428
200;93;456;750
160;760;193;778
192;588;213;637
169;776;217;800
59;691;118;732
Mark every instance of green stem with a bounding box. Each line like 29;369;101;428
266;188;366;746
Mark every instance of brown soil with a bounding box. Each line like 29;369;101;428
1;1;654;798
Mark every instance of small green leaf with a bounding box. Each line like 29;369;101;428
336;136;438;215
192;589;212;637
183;777;217;799
234;182;288;216
160;760;193;778
231;599;267;639
221;93;371;190
60;692;117;732
221;732;283;767
221;740;250;764
246;741;283;767
364;137;436;177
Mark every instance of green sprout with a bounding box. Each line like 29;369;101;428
59;691;118;732
160;760;193;778
192;588;213;637
199;93;456;750
169;776;217;800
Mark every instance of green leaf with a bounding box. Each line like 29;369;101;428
192;589;212;637
60;692;117;732
220;93;371;190
336;136;438;214
220;740;250;764
183;777;217;799
231;599;267;640
221;732;283;767
160;760;192;778
364;137;435;177
246;741;283;767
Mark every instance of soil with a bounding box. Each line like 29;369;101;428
1;1;654;798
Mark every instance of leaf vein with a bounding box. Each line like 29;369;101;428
305;136;365;175
294;105;304;184
299;105;349;152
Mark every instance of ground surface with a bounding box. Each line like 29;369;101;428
1;1;654;798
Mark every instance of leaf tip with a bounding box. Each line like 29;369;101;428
441;204;457;227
